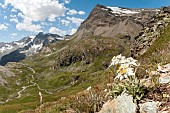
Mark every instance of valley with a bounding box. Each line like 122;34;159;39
0;3;170;113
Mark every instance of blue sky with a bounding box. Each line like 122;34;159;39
0;0;170;42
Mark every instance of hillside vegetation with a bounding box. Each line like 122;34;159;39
0;5;170;113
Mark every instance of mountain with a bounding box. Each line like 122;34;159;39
0;4;170;113
72;4;159;40
0;32;63;66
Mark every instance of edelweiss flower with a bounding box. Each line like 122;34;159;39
109;54;139;68
109;54;139;81
115;65;135;80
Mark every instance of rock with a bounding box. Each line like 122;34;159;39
160;111;169;113
150;64;170;84
163;64;170;72
161;6;170;14
159;76;170;84
158;64;170;73
157;64;170;84
139;101;158;113
98;93;136;113
131;7;170;57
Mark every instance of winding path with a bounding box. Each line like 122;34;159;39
2;62;53;103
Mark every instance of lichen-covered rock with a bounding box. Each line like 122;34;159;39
98;93;136;113
139;101;158;113
151;63;170;84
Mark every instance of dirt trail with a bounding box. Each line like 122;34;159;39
2;62;53;103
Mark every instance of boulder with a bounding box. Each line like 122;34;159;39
98;93;136;113
139;101;158;113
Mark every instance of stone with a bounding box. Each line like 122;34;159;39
163;64;170;72
159;76;170;84
139;101;158;113
98;93;136;113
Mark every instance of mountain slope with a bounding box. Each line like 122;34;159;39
0;5;170;113
72;4;159;40
0;32;63;66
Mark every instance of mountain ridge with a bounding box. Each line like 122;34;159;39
0;32;67;66
72;4;159;41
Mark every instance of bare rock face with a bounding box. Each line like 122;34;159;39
131;6;170;58
98;93;136;113
73;4;159;40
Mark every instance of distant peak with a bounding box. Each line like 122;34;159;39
37;32;44;36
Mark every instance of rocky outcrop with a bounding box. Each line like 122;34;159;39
98;93;136;113
139;101;158;113
131;7;170;58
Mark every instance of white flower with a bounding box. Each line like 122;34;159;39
126;67;135;76
115;65;135;81
109;54;139;81
109;54;139;67
115;73;124;81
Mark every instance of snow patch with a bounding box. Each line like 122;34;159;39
56;37;64;40
15;42;25;47
32;43;43;52
29;36;35;41
0;44;14;52
106;6;139;14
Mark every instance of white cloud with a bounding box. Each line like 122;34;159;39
79;11;86;15
5;0;66;22
11;8;17;12
69;28;77;35
16;23;42;33
10;14;19;23
61;19;70;26
10;33;17;36
66;17;84;26
40;22;52;26
49;27;66;36
64;0;71;4
0;24;8;30
4;16;7;20
67;9;85;15
10;18;19;23
18;13;24;18
0;4;6;9
10;14;17;18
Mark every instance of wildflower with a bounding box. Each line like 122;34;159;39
115;65;135;80
109;54;139;68
117;65;127;74
109;54;139;81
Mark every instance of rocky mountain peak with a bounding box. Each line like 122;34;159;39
73;4;159;41
0;32;63;66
